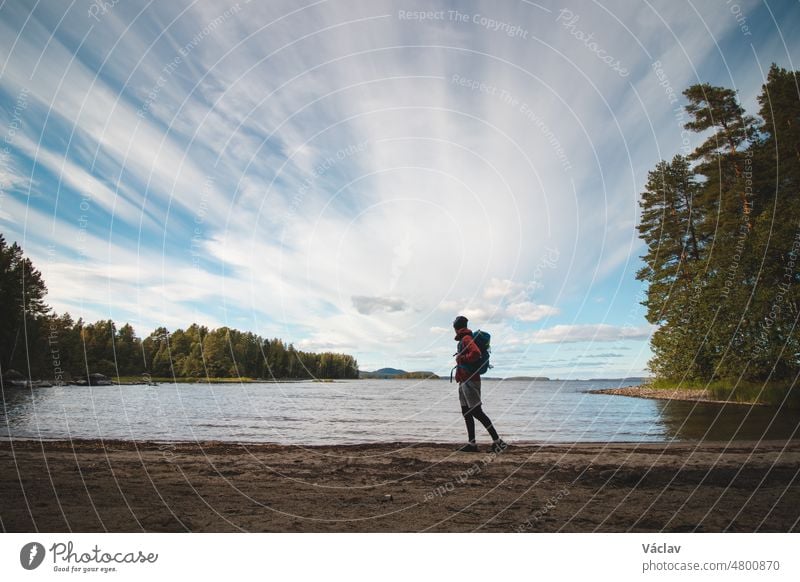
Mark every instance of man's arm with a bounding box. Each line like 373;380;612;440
457;335;481;365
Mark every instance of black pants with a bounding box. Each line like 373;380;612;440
461;404;499;443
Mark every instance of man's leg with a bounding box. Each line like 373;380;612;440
470;405;499;441
461;406;476;443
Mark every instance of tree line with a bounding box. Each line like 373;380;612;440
637;64;799;391
0;236;359;381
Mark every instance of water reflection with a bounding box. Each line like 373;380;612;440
657;400;800;441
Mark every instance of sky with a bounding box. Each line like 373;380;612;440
1;0;798;379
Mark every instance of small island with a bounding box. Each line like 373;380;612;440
358;368;440;379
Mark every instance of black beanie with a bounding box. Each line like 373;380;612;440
453;315;468;330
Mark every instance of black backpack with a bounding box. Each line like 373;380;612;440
470;330;492;375
451;330;493;382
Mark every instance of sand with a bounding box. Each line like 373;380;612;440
1;438;799;532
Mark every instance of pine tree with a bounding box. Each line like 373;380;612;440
0;235;49;375
745;65;800;380
637;156;712;379
681;84;759;380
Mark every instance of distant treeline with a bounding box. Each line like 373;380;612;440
0;235;359;381
637;64;799;390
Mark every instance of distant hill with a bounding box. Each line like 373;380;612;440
359;368;440;379
376;368;406;376
359;368;405;378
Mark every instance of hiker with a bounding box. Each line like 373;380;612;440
452;315;507;453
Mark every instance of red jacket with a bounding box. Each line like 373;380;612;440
454;328;481;383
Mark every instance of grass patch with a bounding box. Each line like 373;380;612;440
648;378;799;407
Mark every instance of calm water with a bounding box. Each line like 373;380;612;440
1;379;798;444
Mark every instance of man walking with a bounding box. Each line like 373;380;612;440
452;315;507;453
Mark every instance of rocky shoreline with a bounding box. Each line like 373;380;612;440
589;384;760;405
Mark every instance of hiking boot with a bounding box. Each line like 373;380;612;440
457;443;479;453
490;439;509;453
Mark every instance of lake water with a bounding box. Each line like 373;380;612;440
1;379;798;444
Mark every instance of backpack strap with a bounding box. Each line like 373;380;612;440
449;363;473;383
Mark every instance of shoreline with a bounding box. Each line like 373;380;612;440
588;384;763;405
2;378;339;388
2;438;798;532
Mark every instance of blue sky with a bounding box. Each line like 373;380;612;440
1;0;798;378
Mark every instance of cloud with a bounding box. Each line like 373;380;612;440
524;324;655;344
0;159;30;193
351;295;408;315
0;0;786;379
385;331;413;343
438;297;558;324
403;352;438;360
296;337;354;352
505;301;560;322
483;277;526;300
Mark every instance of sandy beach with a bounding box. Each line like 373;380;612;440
1;438;798;532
